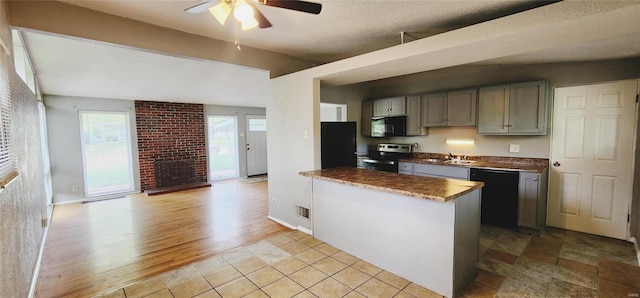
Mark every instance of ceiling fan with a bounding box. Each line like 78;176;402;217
185;0;322;30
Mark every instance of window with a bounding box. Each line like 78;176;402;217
0;36;16;188
248;118;267;131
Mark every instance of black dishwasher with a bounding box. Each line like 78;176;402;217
470;168;519;229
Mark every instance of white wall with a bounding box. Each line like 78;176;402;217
267;75;320;230
45;95;140;203
320;103;346;122
204;105;266;178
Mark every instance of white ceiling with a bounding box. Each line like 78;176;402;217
16;0;640;107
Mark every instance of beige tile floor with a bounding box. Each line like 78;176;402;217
96;226;640;298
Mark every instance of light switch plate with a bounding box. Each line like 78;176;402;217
509;144;520;153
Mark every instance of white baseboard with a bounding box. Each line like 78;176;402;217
630;237;640;267
28;217;52;298
297;226;312;235
267;216;297;230
267;216;313;235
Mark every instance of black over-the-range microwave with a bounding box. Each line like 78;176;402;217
371;116;407;137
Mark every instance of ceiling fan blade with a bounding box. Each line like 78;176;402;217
261;0;322;14
246;1;273;28
185;1;216;14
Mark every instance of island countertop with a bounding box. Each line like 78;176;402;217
299;167;483;202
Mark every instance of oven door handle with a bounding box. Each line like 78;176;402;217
362;159;395;165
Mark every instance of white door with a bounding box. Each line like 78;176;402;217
246;115;268;176
548;80;638;239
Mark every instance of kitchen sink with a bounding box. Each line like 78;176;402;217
445;160;477;165
424;158;442;163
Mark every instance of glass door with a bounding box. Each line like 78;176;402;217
79;111;134;197
207;115;239;180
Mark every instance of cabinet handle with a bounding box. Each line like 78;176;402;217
533;178;538;181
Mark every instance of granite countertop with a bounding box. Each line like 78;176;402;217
299;167;484;203
400;154;549;173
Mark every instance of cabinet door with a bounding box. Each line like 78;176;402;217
509;81;547;135
361;100;373;137
405;95;423;136
478;85;509;134
373;99;389;117
388;97;406;116
398;162;413;174
518;172;540;229
447;89;477;126
421;93;447;127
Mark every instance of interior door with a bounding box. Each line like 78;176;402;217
548;80;638;239
246;115;268;176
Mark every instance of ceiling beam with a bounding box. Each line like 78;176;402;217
6;0;317;78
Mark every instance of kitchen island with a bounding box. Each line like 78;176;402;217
299;167;484;297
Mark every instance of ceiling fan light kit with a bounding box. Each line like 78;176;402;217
187;0;322;50
209;0;258;31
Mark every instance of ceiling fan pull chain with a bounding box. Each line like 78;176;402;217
234;19;242;50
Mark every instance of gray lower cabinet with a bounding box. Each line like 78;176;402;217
398;162;413;175
413;163;469;180
517;170;548;230
361;100;373;137
478;81;547;135
399;163;548;231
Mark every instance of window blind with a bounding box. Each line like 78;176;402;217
0;40;15;184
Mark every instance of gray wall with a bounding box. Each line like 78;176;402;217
204;105;266;178
323;58;640;240
324;58;640;158
44;95;140;203
0;14;48;297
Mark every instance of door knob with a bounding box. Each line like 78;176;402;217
553;161;560;167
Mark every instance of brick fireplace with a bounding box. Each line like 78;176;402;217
135;101;208;192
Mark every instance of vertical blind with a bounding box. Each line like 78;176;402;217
0;40;15;183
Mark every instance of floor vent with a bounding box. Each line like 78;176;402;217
81;196;125;204
297;206;310;219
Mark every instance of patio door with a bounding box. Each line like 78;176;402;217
207;115;239;180
79;111;135;197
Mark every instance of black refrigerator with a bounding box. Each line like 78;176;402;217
321;121;357;169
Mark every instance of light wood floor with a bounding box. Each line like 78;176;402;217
35;179;291;298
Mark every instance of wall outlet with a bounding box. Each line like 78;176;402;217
272;199;276;205
72;185;78;192
509;144;520;153
303;131;309;139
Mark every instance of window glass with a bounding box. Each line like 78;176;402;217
249;119;266;131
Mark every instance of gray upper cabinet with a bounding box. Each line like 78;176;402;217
406;95;426;136
421;89;477;127
361;100;373;137
421;93;447;127
373;97;406;117
478;81;547;135
447;89;477;126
